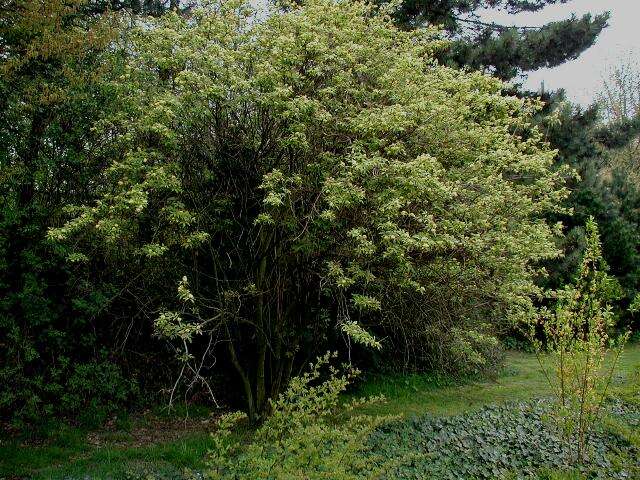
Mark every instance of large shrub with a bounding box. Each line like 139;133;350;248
52;0;568;419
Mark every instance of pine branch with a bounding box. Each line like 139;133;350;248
454;15;546;32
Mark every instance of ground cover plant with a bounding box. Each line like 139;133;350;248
368;400;640;479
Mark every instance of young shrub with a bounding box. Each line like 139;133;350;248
534;217;630;462
206;352;394;479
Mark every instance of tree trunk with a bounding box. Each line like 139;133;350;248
227;331;256;423
254;254;268;414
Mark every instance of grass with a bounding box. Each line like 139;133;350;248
41;434;213;479
0;409;219;479
353;343;640;417
4;433;213;479
1;344;639;479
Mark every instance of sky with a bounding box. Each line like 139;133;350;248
477;0;640;106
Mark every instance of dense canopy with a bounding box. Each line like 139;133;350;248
44;0;569;418
1;0;637;435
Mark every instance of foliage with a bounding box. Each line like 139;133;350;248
377;0;608;80
379;318;506;375
539;92;640;332
205;352;393;479
48;0;569;419
534;217;629;462
62;359;140;427
0;0;143;426
367;400;639;479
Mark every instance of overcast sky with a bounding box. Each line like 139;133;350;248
477;0;639;106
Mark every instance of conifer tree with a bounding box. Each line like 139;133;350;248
539;91;640;331
386;0;608;80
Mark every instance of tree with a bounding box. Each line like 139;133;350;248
599;56;640;123
0;0;142;425
538;91;640;333
383;0;609;80
598;57;640;185
52;0;568;420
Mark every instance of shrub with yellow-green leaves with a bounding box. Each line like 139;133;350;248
51;0;569;418
206;352;394;479
535;217;630;462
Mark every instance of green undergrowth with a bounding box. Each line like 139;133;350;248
366;399;640;479
1;345;638;479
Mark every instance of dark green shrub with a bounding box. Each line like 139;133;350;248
0;0;136;427
63;359;139;427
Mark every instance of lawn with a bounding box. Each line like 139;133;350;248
2;344;639;479
354;343;640;417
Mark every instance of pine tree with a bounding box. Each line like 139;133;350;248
387;0;608;80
